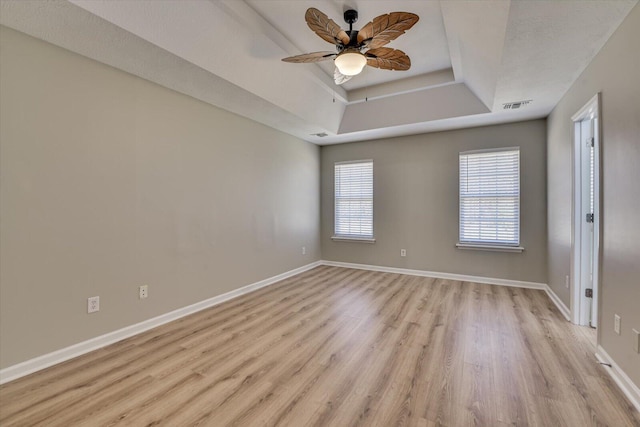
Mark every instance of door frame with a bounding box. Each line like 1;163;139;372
570;93;601;327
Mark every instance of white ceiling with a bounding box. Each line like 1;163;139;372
1;0;637;145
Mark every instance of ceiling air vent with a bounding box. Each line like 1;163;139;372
312;132;328;137
503;100;532;110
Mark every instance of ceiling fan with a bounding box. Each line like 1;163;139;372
282;8;419;85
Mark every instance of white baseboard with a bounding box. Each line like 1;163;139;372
7;258;632;414
321;261;576;321
322;261;640;413
544;285;572;321
0;261;322;385
320;260;547;290
595;345;640;413
0;260;570;385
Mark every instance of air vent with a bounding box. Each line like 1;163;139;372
503;100;532;110
312;132;328;137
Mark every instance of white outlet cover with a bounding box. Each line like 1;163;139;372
88;296;100;313
139;285;148;299
614;314;621;335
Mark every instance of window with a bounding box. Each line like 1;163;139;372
458;148;520;249
333;160;374;241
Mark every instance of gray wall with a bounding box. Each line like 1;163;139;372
0;27;320;369
547;4;640;386
321;120;548;284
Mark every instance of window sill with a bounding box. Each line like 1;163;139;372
331;236;376;243
456;243;524;253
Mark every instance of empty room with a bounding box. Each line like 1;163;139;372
1;1;639;426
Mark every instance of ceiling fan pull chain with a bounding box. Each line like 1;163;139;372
366;67;369;101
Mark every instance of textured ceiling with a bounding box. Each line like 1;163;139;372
1;0;637;145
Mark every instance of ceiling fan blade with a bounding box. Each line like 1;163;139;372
305;8;350;46
365;47;411;71
357;12;419;49
282;51;337;63
334;68;353;85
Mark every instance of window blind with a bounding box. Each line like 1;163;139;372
335;160;373;238
459;148;520;246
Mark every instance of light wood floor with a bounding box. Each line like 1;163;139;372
1;266;639;426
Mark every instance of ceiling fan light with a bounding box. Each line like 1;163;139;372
335;51;367;76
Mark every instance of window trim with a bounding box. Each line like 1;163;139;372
333;159;374;242
455;243;524;253
457;147;522;251
331;236;376;243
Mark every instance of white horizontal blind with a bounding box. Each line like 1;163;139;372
335;160;373;238
459;148;520;245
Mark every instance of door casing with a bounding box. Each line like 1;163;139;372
570;93;601;327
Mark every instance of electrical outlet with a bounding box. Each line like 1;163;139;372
139;285;148;299
400;249;406;257
88;296;100;313
614;314;621;335
633;329;640;353
302;246;306;255
565;275;570;289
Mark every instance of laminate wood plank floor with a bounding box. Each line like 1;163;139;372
1;266;639;426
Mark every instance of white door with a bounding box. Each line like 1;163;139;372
572;97;600;328
578;118;597;327
591;116;599;328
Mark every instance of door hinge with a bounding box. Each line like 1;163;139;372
587;137;594;147
586;213;594;223
585;288;593;298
